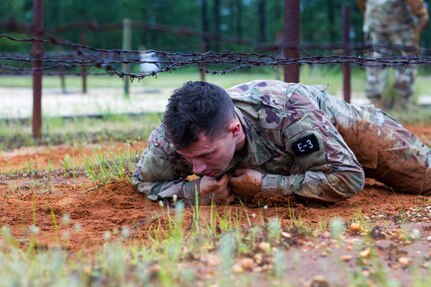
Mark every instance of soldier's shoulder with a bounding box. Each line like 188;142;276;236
148;124;176;156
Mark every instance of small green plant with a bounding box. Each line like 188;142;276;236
83;147;133;185
218;233;235;286
61;154;72;171
330;217;345;240
268;217;282;244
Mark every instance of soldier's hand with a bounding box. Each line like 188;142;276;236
197;174;233;205
229;168;263;200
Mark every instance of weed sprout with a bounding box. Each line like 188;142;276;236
268;218;282;243
330;217;345;240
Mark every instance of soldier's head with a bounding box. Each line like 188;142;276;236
164;81;245;177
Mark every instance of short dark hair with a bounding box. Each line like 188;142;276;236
163;81;235;149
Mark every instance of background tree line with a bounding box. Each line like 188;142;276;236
1;0;429;54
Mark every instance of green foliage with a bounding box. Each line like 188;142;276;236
0;0;374;53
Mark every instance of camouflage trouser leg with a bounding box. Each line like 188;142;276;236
363;111;431;194
365;29;417;100
365;65;388;99
393;65;416;98
391;29;417;99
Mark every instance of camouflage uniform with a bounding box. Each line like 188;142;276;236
133;80;431;202
357;0;429;105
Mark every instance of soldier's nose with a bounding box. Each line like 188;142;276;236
192;160;207;174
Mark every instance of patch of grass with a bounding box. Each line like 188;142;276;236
84;145;136;186
0;113;161;150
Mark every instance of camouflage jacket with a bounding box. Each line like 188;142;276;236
133;80;371;203
357;0;429;33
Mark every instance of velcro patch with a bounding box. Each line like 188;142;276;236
291;134;320;156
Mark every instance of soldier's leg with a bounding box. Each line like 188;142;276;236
393;66;415;110
363;112;431;194
365;32;390;109
365;67;388;107
391;29;417;110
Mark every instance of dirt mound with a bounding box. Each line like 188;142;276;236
0;177;427;250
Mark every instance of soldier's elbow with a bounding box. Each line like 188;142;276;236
335;169;365;201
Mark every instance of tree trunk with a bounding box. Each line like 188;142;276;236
258;0;266;42
327;0;335;43
235;0;242;38
213;0;221;51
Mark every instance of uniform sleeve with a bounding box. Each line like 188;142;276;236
132;128;196;201
261;111;365;202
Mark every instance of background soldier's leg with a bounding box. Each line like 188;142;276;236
365;32;390;109
364;112;431;194
392;29;417;110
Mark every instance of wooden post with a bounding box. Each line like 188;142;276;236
32;0;44;138
80;32;87;94
200;0;209;81
283;0;300;83
60;65;66;94
122;18;132;97
342;4;351;103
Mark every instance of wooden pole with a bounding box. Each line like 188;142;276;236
342;4;351;103
283;0;300;83
80;32;87;94
122;18;132;97
32;0;44;138
60;65;66;94
200;0;209;81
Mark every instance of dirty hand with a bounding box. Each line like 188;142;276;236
195;174;233;205
229;168;263;200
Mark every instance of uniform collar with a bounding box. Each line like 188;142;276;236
234;106;273;166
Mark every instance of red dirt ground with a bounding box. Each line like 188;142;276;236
0;125;430;251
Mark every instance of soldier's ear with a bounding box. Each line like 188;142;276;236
229;122;241;136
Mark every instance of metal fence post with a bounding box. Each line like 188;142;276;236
32;0;44;138
284;0;300;83
80;32;88;94
342;4;351;103
200;0;209;82
123;18;132;97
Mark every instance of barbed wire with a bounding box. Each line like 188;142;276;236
1;34;430;79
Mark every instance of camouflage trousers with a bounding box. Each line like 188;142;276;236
359;112;431;194
317;90;430;194
365;28;418;100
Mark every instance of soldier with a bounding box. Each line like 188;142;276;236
132;80;431;204
357;0;429;109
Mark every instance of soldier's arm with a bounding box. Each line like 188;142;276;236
356;0;366;13
407;0;429;17
407;0;429;32
262;111;365;202
132;128;197;201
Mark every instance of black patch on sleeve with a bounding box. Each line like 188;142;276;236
291;134;320;156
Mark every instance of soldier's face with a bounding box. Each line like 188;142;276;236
177;131;237;178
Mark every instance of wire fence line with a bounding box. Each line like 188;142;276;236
1;33;431;80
